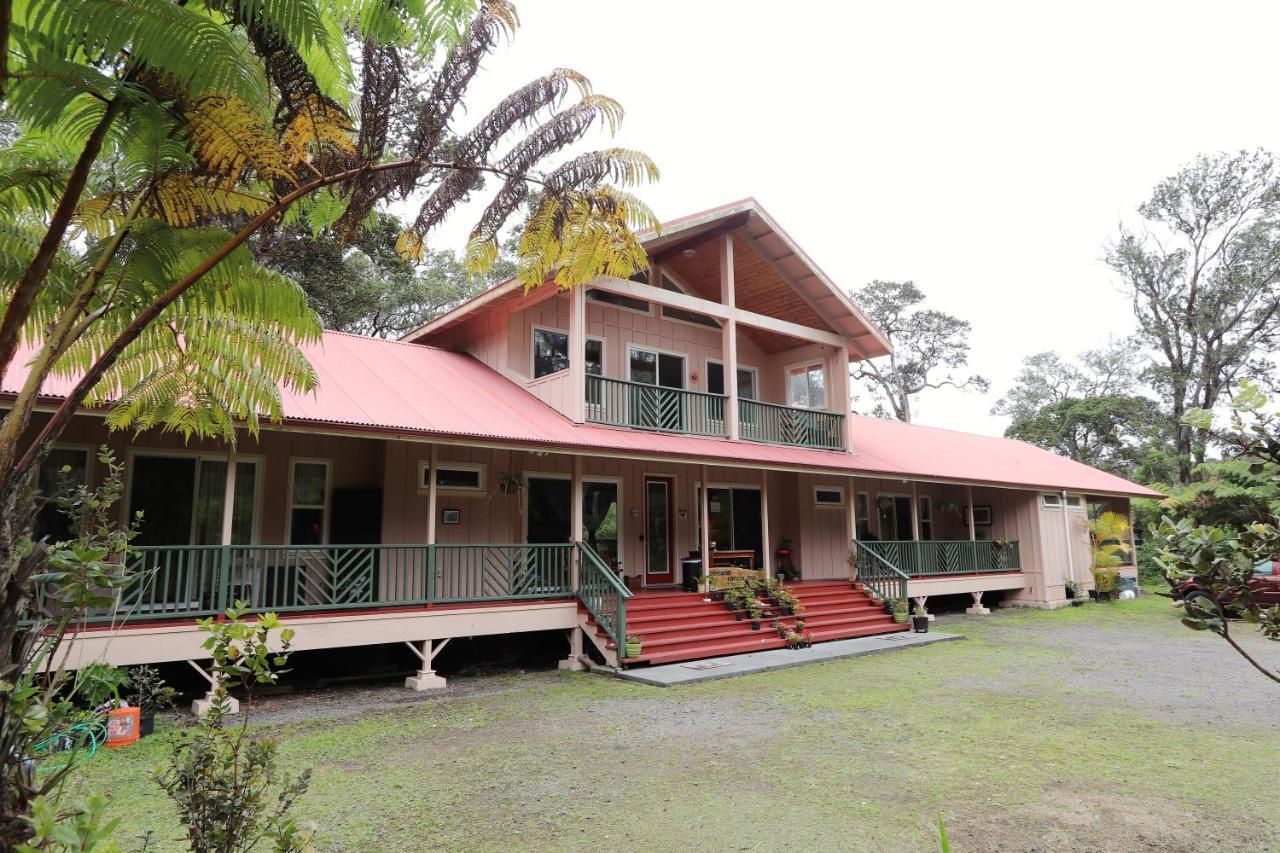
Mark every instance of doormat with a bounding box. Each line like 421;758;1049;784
875;634;914;642
681;660;733;671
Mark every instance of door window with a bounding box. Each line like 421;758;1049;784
582;481;620;567
34;447;89;543
706;362;756;399
788;362;827;409
289;461;328;545
645;479;672;578
130;455;259;547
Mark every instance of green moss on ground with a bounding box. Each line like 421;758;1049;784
63;597;1280;851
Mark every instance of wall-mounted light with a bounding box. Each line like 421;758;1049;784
681;248;696;257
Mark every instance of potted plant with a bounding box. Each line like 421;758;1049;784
79;663;130;712
911;604;929;633
746;596;764;630
886;597;909;624
624;634;643;659
127;665;176;737
1091;567;1120;602
497;472;524;495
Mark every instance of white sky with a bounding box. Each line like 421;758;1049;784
425;0;1280;436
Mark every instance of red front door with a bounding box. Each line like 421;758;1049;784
643;477;674;585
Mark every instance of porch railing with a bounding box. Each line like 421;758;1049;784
851;540;910;604
45;543;575;625
857;540;1022;577
575;541;631;650
585;375;726;437
738;399;845;450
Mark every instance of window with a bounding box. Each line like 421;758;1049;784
587;289;651;314
706;362;757;399
697;485;763;566
34;447;89;542
629;347;684;389
1065;494;1084;510
918;497;933;540
418;462;487;494
813;486;846;508
788;362;826;409
585;338;603;376
582;480;621;568
129;453;259;546
532;328;569;378
877;494;914;539
855;492;873;539
1041;493;1062;509
289;460;329;545
659;273;720;328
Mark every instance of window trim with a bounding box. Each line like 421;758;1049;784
288;457;331;545
705;358;759;399
812;484;847;509
1041;493;1063;509
124;448;265;544
419;460;488;495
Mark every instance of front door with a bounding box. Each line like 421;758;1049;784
643;477;674;585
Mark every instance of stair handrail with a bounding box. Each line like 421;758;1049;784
851;540;910;604
575;541;632;651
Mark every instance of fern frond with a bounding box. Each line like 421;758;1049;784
281;94;356;164
185;95;295;185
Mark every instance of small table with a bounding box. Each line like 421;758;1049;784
709;549;755;570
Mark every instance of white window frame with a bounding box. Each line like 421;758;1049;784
785;359;828;410
125;448;265;544
530;324;570;380
705;359;759;399
627;344;689;389
1041;493;1063;509
1065;494;1085;511
918;495;933;540
288;457;331;545
419;461;488;495
812;484;846;509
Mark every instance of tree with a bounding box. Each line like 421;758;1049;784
1152;381;1280;683
1107;150;1280;484
0;0;657;835
992;338;1143;423
1004;394;1170;479
849;280;988;422
252;213;514;338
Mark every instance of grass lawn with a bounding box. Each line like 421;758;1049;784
64;596;1280;851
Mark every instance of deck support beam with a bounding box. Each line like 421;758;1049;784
965;591;990;616
404;638;450;690
911;595;935;622
188;659;238;717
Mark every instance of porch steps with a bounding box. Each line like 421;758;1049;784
583;580;907;668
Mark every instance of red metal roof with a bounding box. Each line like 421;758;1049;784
3;331;1159;497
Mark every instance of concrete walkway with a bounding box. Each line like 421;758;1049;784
612;630;962;686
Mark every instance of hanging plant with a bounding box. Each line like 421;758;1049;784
498;472;524;495
936;500;962;516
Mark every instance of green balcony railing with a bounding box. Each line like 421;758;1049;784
857;540;1021;577
585;374;726;437
575;541;631;651
851;540;910;604
38;543;576;625
738;398;845;450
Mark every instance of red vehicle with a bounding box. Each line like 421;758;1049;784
1173;558;1280;615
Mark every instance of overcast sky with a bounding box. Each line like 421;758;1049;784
428;0;1280;436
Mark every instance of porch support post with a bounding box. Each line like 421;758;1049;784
405;638;449;690
558;627;587;672
700;464;712;595
1061;489;1076;586
1126;501;1138;584
569;284;586;423
910;482;920;540
219;446;237;546
188;659;238;717
571;455;583;590
911;595;934;622
426;444;439;545
760;469;772;580
835;344;852;451
966;590;990;616
848;477;858;544
966;485;976;540
720;234;739;441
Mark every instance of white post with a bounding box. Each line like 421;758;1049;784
571;455;583;590
912;595;934;622
760;469;772;580
700;464;712;595
966;485;976;541
219;446;237;546
835;344;852;451
910;482;920;541
569;285;587;423
189;660;238;717
966;590;990;616
720;234;739;441
426;444;439;545
1061;489;1076;586
405;639;449;690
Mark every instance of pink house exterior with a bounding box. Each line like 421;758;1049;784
4;198;1159;693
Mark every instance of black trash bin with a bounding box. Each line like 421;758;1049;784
681;557;702;593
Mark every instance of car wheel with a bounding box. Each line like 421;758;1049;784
1183;590;1223;619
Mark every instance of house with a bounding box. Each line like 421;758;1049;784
4;198;1159;701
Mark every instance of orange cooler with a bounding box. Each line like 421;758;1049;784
106;707;140;748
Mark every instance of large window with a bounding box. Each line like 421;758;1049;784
788;362;827;409
35;447;89;542
532;328;604;379
129;453;258;546
706;362;757;399
289;460;329;545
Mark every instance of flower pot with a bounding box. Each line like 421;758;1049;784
891;611;909;624
750;620;761;631
624;641;643;658
733;610;744;621
911;615;929;633
1070;599;1084;607
139;713;156;738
